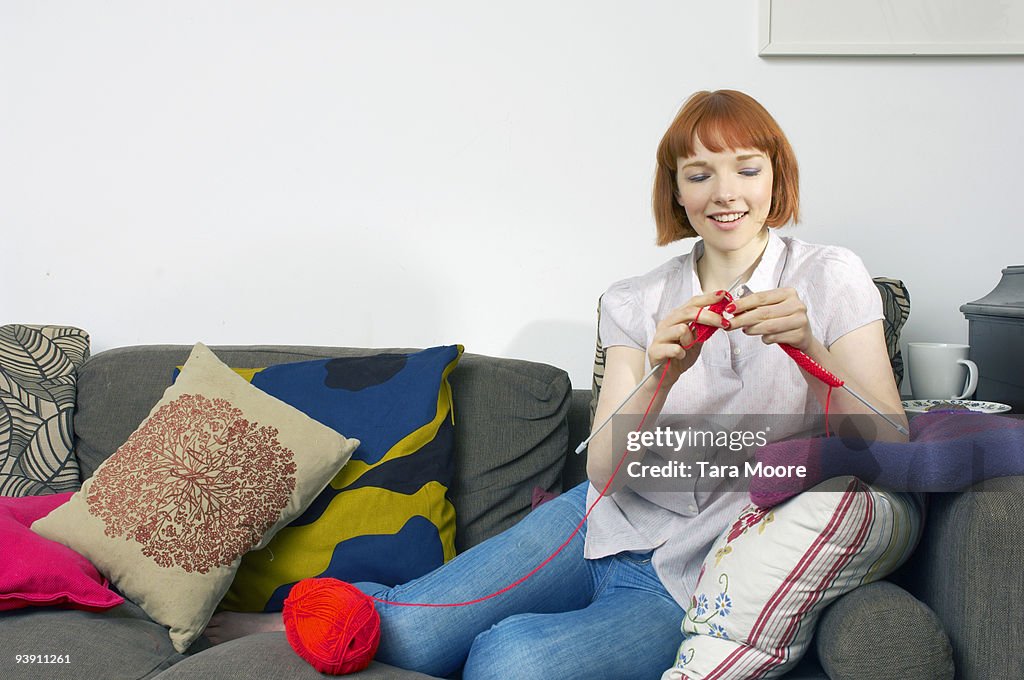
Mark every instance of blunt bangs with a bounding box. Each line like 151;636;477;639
657;91;781;173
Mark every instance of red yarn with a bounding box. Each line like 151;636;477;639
283;578;380;676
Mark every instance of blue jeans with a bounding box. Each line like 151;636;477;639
355;482;685;680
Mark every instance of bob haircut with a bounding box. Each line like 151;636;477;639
653;90;800;245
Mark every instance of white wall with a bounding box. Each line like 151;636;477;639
3;0;1023;388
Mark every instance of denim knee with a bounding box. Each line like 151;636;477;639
463;613;571;680
373;603;466;678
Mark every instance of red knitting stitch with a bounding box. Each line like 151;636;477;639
681;293;734;349
779;344;842;436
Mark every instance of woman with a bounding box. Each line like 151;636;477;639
206;90;906;680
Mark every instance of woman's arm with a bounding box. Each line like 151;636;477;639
586;346;660;489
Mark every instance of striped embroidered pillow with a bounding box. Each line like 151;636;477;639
663;477;921;680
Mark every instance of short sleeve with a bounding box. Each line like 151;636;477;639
803;249;883;348
599;279;647;351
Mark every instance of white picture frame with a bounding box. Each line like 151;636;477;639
759;0;1024;56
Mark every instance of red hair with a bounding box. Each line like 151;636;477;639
653;90;800;245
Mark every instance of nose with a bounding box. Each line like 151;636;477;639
712;175;738;204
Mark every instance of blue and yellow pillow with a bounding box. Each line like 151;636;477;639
205;345;462;612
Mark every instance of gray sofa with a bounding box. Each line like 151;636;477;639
1;343;1020;680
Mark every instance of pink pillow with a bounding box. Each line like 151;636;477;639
0;492;123;612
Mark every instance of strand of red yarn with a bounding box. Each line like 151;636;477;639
369;358;676;609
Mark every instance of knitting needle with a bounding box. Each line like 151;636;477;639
836;384;909;436
574;361;664;454
575;274;747;455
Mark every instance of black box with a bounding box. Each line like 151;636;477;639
960;265;1024;411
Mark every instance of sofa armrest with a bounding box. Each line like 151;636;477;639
899;476;1024;680
815;580;953;679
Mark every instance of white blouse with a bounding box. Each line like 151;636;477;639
585;230;883;607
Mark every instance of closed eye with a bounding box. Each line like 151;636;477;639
686;174;710;183
740;168;761;177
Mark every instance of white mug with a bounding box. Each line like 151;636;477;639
908;343;979;400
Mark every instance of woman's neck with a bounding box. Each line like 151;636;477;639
695;228;771;293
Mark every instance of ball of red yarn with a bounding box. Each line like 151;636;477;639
283;578;381;675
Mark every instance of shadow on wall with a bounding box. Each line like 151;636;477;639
503;319;596;389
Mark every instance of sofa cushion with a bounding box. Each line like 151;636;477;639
0;600;185;680
897;474;1024;680
216;347;462;612
152;632;440;680
442;355;571;551
815;580;953;680
0;324;90;497
73;346;572;554
0;492;123;612
662;478;921;680
32;343;358;653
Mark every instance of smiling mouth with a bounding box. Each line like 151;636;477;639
708;211;747;225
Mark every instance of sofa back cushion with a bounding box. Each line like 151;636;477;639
74;346;571;553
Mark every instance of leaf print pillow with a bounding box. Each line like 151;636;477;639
32;343;359;653
0;324;90;497
661;477;922;680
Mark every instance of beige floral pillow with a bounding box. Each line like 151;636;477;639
32;342;359;652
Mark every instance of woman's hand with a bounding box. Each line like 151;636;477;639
649;290;730;384
725;287;813;350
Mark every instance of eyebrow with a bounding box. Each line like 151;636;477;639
680;153;764;170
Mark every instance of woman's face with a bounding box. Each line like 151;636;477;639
676;137;774;254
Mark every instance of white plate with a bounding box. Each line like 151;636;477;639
901;399;1012;414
